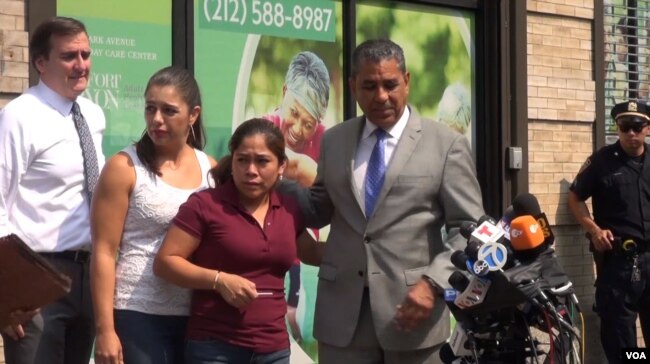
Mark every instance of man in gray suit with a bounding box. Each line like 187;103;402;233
287;39;484;363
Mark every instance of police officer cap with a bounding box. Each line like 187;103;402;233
611;100;650;124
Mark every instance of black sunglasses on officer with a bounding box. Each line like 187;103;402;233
616;116;649;134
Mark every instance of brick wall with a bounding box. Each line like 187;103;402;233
0;1;27;362
528;0;622;360
0;0;28;107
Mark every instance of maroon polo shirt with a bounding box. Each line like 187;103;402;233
172;179;305;353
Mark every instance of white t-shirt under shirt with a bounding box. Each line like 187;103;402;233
0;81;106;251
114;145;212;316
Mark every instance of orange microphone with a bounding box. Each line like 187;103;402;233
509;215;547;261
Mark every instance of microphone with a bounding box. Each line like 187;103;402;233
447;215;510;310
476;241;509;272
512;193;541;216
448;268;491;310
451;273;491;309
495;206;519;269
512;193;555;246
443;201;581;363
461;215;501;245
440;343;465;364
469;219;504;245
497;206;515;240
448;324;473;357
478;214;498;225
448;270;470;292
451;250;470;270
509;215;547;261
465;216;510;272
460;221;477;239
535;212;555;246
464;240;482;261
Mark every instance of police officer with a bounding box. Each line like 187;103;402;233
568;100;650;363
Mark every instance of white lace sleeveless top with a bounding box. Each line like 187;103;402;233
114;145;212;315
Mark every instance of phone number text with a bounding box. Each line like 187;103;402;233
203;0;334;33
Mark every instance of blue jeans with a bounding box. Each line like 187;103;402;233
114;309;187;364
185;339;290;364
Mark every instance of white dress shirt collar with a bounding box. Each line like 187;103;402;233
35;81;76;117
361;106;411;141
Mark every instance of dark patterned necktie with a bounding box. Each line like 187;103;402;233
365;128;387;218
71;102;99;203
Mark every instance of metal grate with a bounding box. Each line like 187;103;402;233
604;0;650;142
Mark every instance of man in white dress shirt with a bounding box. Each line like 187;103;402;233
0;16;105;364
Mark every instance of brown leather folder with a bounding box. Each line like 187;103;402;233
0;234;72;327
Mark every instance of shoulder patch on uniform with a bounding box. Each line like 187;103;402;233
577;158;591;175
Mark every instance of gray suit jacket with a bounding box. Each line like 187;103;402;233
289;107;484;350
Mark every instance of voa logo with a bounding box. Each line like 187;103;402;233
623;348;648;361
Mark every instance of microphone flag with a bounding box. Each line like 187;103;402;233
510;215;545;252
470;220;504;245
477;242;508;271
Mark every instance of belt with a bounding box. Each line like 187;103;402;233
604;238;648;259
40;250;90;263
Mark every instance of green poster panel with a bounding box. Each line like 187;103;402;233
356;1;475;145
194;1;342;362
58;0;172;157
194;0;343;160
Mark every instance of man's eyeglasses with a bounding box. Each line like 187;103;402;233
617;123;647;133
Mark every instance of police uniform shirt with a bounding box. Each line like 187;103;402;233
570;141;650;242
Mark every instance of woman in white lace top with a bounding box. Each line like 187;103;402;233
90;66;217;364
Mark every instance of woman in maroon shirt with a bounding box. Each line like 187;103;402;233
153;118;314;364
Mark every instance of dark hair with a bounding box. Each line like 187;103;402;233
351;39;406;76
210;118;286;186
30;16;87;72
135;66;206;176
